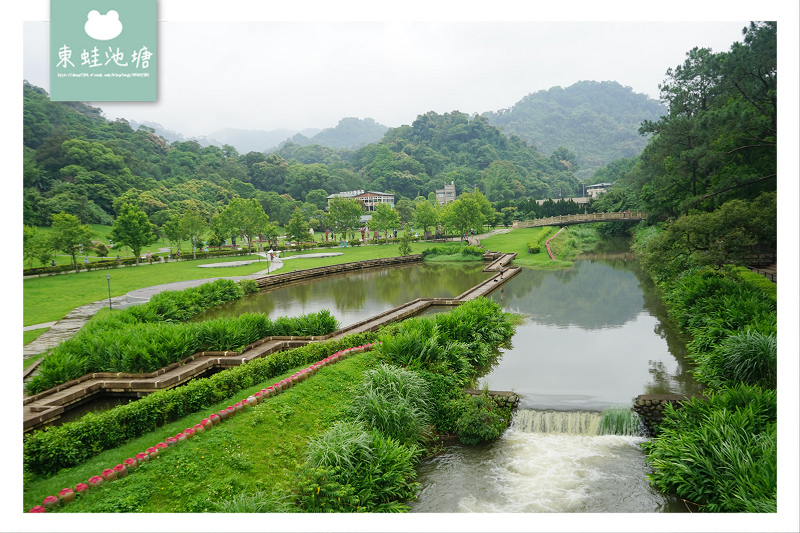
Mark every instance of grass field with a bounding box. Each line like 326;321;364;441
23;350;381;513
22;240;466;327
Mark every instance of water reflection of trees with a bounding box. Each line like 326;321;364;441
196;262;488;319
498;261;643;329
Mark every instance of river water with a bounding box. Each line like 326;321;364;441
409;248;703;514
201;249;703;514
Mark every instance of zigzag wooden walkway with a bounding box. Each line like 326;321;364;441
23;253;518;432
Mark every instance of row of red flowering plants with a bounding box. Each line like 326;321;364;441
544;227;565;260
27;342;379;513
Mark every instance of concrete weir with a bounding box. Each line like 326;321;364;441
23;253;519;432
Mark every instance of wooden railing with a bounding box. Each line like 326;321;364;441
513;211;648;228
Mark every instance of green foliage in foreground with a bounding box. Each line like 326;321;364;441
24;350;380;512
293;420;422;512
23;332;377;477
641;384;777;512
25;298;517;512
26;279;339;394
456;391;510;445
634;224;778;513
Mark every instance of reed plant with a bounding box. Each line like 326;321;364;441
346;363;431;446
297;420;421;512
596;405;643;436
27;309;340;393
641;384;777;512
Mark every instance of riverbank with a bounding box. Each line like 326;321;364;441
631;227;778;513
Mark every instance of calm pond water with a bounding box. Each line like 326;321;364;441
196;261;489;325
409;247;703;514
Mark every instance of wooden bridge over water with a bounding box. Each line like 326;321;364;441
513;211;648;228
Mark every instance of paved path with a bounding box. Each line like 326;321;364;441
23;254;286;358
23;251;349;359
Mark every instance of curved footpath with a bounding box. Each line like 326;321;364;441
22;253;344;362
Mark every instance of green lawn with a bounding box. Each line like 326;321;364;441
22;240;463;327
23;350;380;513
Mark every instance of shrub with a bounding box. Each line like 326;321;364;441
716;330;777;389
642;384;777;512
23;332;378;476
237;279;259;295
298;420;421;512
456;391;509;445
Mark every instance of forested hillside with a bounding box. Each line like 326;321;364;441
276;117;388;151
484;80;666;180
23;82;584;230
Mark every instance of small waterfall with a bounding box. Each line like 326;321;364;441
512;409;602;435
512;407;644;436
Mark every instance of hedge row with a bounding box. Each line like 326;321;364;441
23;331;379;477
26;280;272;394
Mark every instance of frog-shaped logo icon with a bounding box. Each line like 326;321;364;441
84;10;123;41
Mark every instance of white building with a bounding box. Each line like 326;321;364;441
327;190;395;212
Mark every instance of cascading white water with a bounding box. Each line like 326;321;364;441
411;410;679;513
512;409;603;435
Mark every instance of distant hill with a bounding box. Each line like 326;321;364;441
483;81;666;180
275;117;388;151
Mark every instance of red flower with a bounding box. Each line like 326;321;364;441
42;495;60;508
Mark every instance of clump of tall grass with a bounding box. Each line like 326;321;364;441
295;420;421;512
346;363;431;446
27;309;340;394
211;488;293;513
642;384;777;512
596;405;643;436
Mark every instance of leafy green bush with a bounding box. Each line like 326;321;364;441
642;384;777;512
456;392;509;445
715;330;777;389
416;370;468;434
237;279;259;295
23;332;378;476
27;308;340;393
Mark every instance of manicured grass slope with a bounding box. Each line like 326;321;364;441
24;351;381;512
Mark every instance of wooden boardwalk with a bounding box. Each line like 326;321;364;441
23;253;518;432
513;211;648;228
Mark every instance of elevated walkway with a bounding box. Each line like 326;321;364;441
513;211;647;228
23;253;518;432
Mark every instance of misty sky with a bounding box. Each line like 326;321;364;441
18;2;763;138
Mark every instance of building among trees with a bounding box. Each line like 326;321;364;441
326;190;395;212
435;181;457;205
